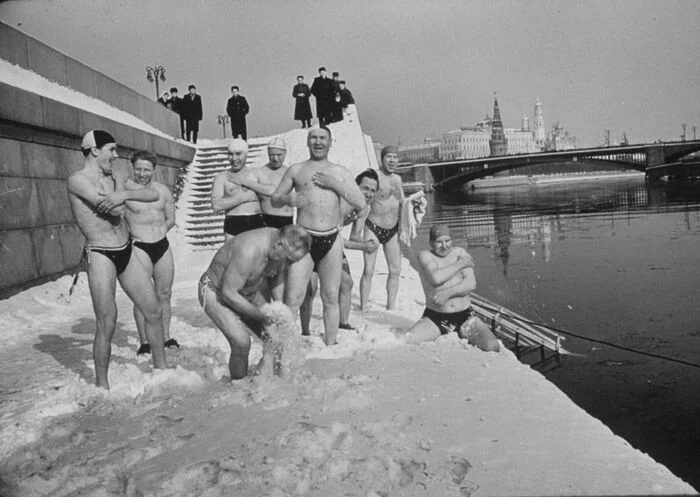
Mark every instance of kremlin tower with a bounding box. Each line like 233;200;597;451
489;94;508;157
534;98;546;149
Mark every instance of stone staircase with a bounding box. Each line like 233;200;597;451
180;140;267;248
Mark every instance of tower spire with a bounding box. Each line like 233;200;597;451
489;93;508;157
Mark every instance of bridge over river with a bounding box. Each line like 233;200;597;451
400;140;700;190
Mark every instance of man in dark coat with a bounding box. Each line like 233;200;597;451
329;72;342;123
167;87;185;139
226;85;250;140
180;84;203;144
157;91;170;107
339;81;355;113
310;67;334;126
292;75;312;128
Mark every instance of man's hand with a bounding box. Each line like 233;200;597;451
431;289;449;307
96;192;126;214
363;239;379;254
311;170;340;190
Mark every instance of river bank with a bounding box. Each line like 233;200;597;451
468;171;645;189
0;228;695;496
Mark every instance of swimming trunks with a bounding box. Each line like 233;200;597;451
262;213;294;229
422;307;474;335
306;227;339;270
223;213;265;236
365;218;399;245
198;272;261;332
133;237;170;265
85;239;133;276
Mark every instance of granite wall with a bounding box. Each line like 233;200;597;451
0;22;196;298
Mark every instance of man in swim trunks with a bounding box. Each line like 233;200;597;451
300;168;379;334
67;130;168;389
198;225;311;379
229;137;294;229
271;127;365;345
211;138;264;240
360;145;404;311
404;224;500;352
124;150;179;355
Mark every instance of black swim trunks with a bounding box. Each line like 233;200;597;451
262;213;294;229
422;307;474;335
223;213;265;236
133;236;170;265
365;218;399;245
85;239;133;276
307;227;339;270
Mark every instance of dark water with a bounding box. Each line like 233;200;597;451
415;176;700;490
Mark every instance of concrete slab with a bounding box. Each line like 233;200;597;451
95;72;125;111
57;223;85;269
31;225;67;277
0;228;38;289
57;147;83;177
0;22;29;67
0;137;23;176
65;58;98;99
21;141;60;179
0;177;41;230
109;120;136;151
26;37;68;86
133;129;154;153
79;111;112;138
0;83;43;128
36;179;73;225
41;97;81;137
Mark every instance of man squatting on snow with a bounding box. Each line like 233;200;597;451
404;224;500;352
67;130;168;389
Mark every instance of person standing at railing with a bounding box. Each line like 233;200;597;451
180;84;203;144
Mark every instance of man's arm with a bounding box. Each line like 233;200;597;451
235;170;276;198
270;166;296;207
160;183;176;231
243;97;250;115
312;167;365;210
218;254;267;323
418;250;471;287
210;173;257;213
433;267;476;304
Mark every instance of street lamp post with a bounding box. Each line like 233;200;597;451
145;65;167;100
217;114;230;138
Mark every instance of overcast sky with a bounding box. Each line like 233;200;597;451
1;0;699;147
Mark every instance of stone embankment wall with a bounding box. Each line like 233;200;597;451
0;22;195;298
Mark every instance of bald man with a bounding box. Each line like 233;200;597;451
211;138;264;241
230;137;294;229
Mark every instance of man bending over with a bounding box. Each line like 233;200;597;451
404;224;500;352
198;225;311;379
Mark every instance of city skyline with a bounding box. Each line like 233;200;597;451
1;0;699;148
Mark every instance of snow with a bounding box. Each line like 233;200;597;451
0;225;695;496
0;58;193;148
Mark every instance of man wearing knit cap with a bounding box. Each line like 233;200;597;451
232;137;294;229
360;144;404;311
67;130;169;389
404;224;500;352
211;138;263;240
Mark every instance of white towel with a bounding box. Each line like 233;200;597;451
399;190;428;246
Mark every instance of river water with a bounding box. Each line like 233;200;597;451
413;175;700;490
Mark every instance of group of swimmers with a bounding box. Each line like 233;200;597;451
68;127;498;389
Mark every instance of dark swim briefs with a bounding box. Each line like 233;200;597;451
365;218;399;245
133;236;170;265
223;213;265;236
422;307;474;335
85;239;133;276
262;213;294;229
307;227;339;270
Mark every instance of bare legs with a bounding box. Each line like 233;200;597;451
133;247;175;345
87;251;166;389
361;230;401;310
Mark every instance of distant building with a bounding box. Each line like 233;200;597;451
439;126;491;160
398;137;441;163
545;121;576;151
